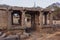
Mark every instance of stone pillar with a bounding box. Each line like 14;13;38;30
7;9;12;29
49;11;53;26
47;14;49;24
0;10;2;29
35;13;40;32
40;11;43;28
31;14;35;30
21;11;26;28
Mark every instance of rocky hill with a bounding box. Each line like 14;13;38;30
46;2;60;10
46;2;60;20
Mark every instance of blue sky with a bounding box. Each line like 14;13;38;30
0;0;60;8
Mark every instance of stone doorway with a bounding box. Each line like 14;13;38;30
43;11;49;25
25;11;39;32
11;10;22;27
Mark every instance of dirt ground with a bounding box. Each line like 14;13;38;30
25;31;60;40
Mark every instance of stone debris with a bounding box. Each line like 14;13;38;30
0;33;7;38
4;35;19;40
0;32;2;35
20;32;31;39
0;31;59;40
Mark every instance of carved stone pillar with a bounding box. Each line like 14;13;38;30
21;11;26;28
0;10;2;29
35;13;40;32
47;14;49;24
49;11;53;26
7;9;12;29
40;11;43;28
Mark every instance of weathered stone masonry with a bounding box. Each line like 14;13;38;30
0;6;53;33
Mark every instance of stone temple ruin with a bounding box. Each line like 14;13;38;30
0;6;56;40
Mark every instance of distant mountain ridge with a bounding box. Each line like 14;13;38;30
46;2;60;10
0;4;10;8
51;2;60;7
46;2;60;20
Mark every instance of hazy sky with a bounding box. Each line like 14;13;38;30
0;0;60;8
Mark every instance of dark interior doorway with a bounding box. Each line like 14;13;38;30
25;11;39;33
43;12;48;25
11;10;22;26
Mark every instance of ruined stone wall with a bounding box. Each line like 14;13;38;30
0;10;8;29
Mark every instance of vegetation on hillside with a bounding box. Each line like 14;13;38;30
53;7;60;20
46;2;60;20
